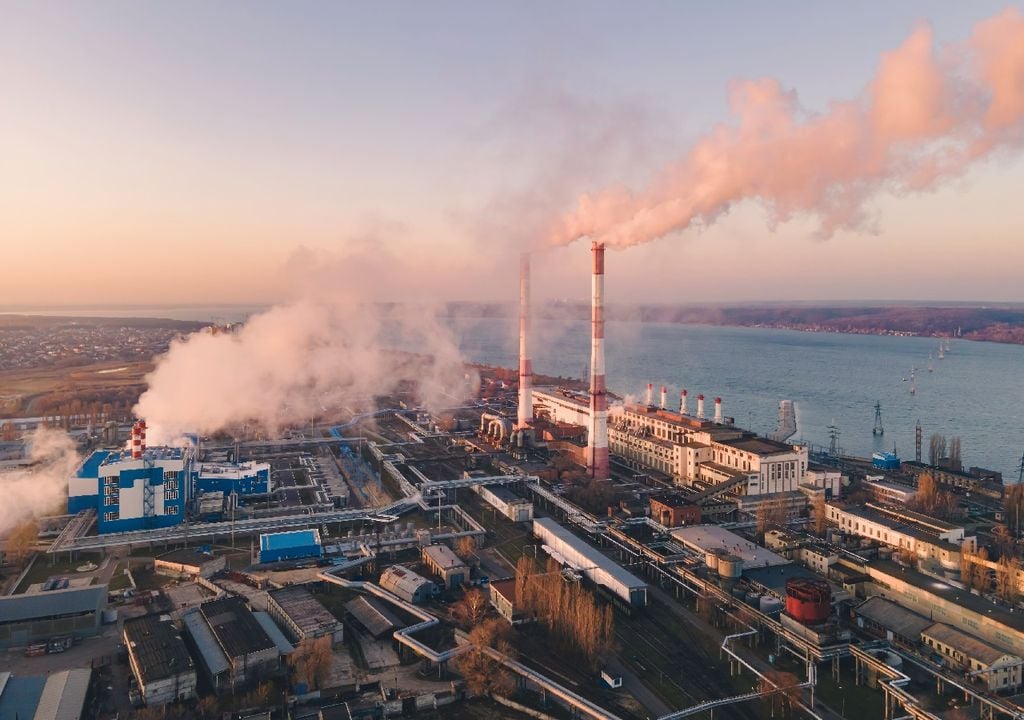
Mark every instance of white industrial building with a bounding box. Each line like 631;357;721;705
421;545;469;590
532;517;647;608
474;484;533;522
533;388;808;499
671;525;790;571
922;623;1022;692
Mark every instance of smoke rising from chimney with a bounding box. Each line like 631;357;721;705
135;275;479;445
0;428;81;536
551;9;1024;248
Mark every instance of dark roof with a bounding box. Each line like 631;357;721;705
743;564;822;596
854;597;932;639
267;586;340;638
869;560;1024;634
721;437;795;455
344;596;404;638
0;585;106;623
124;614;195;683
200;597;275;659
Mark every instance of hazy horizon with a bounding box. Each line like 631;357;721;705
4;2;1024;306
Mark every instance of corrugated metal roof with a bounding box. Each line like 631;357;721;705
854;596;932;639
33;668;91;720
344;596;404;638
923;622;1015;665
0;585;106;623
533;517;646;590
182;609;230;676
253;612;294;655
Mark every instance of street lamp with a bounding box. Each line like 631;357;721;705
838;686;845;718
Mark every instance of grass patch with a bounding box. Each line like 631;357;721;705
13;553;104;594
108;562;132;591
812;663;887;719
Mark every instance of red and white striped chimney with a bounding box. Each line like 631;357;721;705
646;383;653;407
660;385;667;410
587;242;609;480
696;394;705;419
138;419;147;455
517;253;533;429
131;422;142;458
680;389;688;415
714;397;723;424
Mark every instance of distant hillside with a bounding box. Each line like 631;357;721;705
442;303;1024;345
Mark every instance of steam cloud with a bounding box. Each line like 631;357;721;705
552;8;1024;247
135;298;477;444
0;427;81;535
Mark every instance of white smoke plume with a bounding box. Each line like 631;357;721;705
552;8;1024;247
135;296;478;444
0;427;81;535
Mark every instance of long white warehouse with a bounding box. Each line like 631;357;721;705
532;517;647;608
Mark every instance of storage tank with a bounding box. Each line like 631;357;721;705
745;591;761;607
759;595;784;615
785;577;831;624
718;554;743;579
705;550;721;572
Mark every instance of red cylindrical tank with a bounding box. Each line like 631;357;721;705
785;577;831;624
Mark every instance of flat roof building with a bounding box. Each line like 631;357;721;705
155;548;226;579
123;614;197;706
671;525;790;570
421;545;470;590
185;597;278;692
259;529;322;564
0;585;106;648
266;586;343;646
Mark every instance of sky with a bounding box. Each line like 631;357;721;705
2;2;1023;307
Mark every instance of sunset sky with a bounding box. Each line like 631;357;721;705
2;2;1023;307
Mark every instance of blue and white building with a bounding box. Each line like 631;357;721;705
193;461;270;496
96;446;193;533
69;433;271;534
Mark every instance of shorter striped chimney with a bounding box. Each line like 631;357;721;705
660;385;667;410
714;397;723;424
680;389;688;415
697;394;705;419
646;383;654;406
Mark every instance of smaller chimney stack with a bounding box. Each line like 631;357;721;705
714;397;723;424
646;383;654;406
660;386;668;410
131;422;142;459
697;394;705;419
680;389;688;415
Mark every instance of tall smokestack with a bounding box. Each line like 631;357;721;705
697;394;705;419
680;389;688;415
714;397;723;424
131;422;141;459
587;242;609;480
138;419;147;455
646;383;653;407
517;253;533;429
660;385;667;410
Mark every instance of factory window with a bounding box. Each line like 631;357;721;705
104;511;118;522
165;505;178;515
164;471;176;482
164;490;178;501
165;479;178;490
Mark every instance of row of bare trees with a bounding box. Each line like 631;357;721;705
912;472;961;520
928;433;963;471
515;556;614;669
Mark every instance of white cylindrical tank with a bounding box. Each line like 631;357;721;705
759;595;783;615
705;550;721;572
718;554;743;579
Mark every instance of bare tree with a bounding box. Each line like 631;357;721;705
948;437;963;472
929;434;947;467
812;493;828;537
290;636;333;690
453;587;490;628
454;619;516;698
455;535;478;561
996;555;1021;604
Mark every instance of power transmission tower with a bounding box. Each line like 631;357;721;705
872;402;884;436
1018;448;1024;485
827;421;840;457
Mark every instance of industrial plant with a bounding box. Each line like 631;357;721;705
0;243;1017;720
